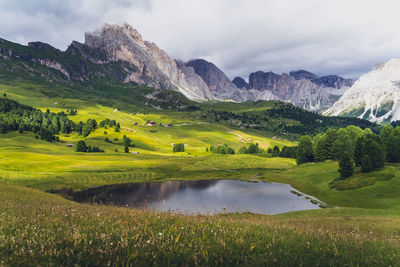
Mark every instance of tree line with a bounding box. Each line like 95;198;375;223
296;125;400;179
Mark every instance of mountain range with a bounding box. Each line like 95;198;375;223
2;23;400;123
325;59;400;123
0;23;354;112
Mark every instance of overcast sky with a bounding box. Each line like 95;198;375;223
1;0;400;80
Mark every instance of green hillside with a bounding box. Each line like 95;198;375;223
0;40;399;266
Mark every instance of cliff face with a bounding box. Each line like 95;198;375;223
246;70;353;111
325;59;400;123
232;77;251;90
84;24;212;101
0;23;353;112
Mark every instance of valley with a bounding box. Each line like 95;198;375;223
1;22;400;266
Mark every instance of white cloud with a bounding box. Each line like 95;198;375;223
1;0;400;79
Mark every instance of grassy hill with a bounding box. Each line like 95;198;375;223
0;47;398;265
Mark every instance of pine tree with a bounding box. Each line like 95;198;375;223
338;151;354;179
124;145;129;153
386;136;400;163
353;136;365;167
272;145;280;157
296;135;314;164
361;154;373;173
76;140;87;152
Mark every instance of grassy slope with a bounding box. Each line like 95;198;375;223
1;82;400;265
1;183;399;266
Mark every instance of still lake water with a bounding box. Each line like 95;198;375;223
73;179;321;215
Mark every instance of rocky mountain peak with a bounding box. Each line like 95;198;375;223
232;77;251;90
325;58;400;122
290;70;318;80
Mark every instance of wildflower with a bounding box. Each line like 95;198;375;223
158;232;163;236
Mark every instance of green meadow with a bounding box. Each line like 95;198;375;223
1;81;400;266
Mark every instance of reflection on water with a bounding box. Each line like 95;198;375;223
73;180;321;215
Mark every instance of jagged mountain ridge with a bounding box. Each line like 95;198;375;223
0;23;353;112
324;59;400;123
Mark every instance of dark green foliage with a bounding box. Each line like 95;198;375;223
248;143;259;154
364;137;385;169
314;129;338;161
76;140;104;153
201;102;378;139
238;146;248;154
296;135;314;164
81;119;97;137
279;146;297;158
386;136;400;163
76;140;87;152
361;155;373;173
123;135;135;148
338;151;354;179
99;119;117;128
272;145;280;157
124;146;129;153
115;126;120;132
173;143;185;153
104;138;111;143
353;134;384;171
210;144;235;154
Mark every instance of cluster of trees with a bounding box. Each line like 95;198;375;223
99;118;117;128
238;143;261;154
173;143;185;153
296;125;400;179
210;144;235;154
268;145;297;158
0;98;74;141
76;140;104;153
201;102;378;138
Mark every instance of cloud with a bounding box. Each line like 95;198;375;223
1;0;400;79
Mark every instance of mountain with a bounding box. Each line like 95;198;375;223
84;23;212;101
232;77;251;90
0;22;352;112
245;70;353;111
325;59;400;123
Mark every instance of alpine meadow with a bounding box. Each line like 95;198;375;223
1;1;400;266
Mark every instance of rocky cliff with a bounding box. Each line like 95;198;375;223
245;70;353;111
84;23;212;101
0;23;353;112
324;59;400;122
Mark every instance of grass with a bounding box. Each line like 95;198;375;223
1;183;400;266
1;81;400;265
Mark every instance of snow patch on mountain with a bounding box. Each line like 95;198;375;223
325;58;400;122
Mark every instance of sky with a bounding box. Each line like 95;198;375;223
1;0;400;80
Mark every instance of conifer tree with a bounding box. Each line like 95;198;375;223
361;154;373;173
338;151;354;179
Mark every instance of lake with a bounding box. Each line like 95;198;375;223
72;179;322;215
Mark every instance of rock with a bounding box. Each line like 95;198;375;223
324;58;400;122
232;77;251;90
84;23;212;101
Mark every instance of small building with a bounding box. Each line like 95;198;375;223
67;144;74;147
240;139;245;143
132;122;138;125
249;138;253;141
146;121;156;126
114;108;119;112
167;124;173;127
131;152;140;155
